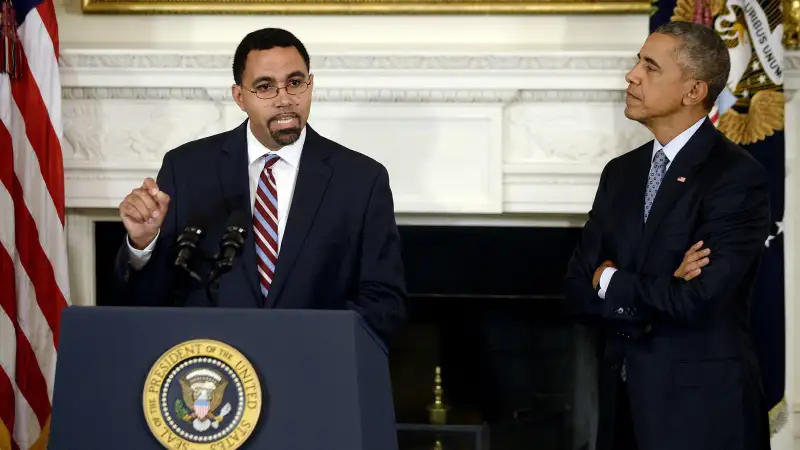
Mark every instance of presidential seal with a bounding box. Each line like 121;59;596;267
143;339;262;450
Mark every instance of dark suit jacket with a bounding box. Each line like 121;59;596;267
565;119;771;450
114;120;407;342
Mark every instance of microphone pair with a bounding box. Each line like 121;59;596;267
173;210;249;291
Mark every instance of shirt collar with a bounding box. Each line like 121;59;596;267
652;117;706;164
246;120;306;169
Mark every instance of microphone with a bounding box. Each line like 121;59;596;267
206;210;249;305
214;210;249;276
174;212;206;281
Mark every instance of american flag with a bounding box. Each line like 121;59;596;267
0;0;71;448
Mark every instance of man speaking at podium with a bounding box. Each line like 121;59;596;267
113;28;406;342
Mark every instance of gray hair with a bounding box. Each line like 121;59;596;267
654;21;731;110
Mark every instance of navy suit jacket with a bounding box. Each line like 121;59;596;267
114;120;407;342
565;119;771;450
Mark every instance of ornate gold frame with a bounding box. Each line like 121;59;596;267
81;0;649;14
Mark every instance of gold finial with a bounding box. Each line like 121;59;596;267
432;439;443;450
427;365;449;424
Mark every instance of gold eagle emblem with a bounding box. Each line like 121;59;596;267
179;377;228;417
668;0;785;145
717;90;784;145
671;0;725;19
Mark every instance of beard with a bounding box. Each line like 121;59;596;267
268;113;302;146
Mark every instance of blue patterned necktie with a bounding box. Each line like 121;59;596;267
644;149;669;222
619;149;669;382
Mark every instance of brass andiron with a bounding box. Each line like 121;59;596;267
427;366;450;425
785;0;800;49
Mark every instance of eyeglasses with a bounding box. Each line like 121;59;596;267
241;75;313;100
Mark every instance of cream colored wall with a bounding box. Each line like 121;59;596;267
56;0;649;49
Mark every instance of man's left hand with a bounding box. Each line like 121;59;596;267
593;260;616;290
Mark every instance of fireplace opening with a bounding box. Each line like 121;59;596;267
94;222;598;450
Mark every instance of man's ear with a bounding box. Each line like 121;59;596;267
683;80;709;107
231;84;246;112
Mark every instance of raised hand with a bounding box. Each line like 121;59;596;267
119;177;170;249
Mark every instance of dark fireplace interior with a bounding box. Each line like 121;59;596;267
95;222;599;450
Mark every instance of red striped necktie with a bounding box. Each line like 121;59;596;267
253;154;280;303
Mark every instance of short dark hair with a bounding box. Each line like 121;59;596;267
654;21;731;110
232;28;311;85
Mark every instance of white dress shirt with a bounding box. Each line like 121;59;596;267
127;123;306;269
597;117;706;299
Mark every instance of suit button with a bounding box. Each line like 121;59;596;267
617;307;625;315
624;307;631;315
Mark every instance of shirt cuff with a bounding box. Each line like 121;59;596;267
127;231;159;270
597;267;617;300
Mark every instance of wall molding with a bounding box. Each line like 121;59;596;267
57;49;649;92
59;50;640;72
59;49;800;91
61;87;626;103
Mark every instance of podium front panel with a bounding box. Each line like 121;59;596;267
49;307;396;450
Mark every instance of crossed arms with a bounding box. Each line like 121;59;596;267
565;160;770;328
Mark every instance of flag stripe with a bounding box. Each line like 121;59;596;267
0;312;16;450
0;169;52;433
15;291;56;405
2;204;57;405
11;380;40;450
0;125;19;450
13;328;50;429
33;2;59;57
0;153;65;350
0;97;68;345
18;10;62;140
1;79;70;302
6;55;65;225
0;254;50;429
0;273;42;450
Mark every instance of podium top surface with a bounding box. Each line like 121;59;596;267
61;306;386;352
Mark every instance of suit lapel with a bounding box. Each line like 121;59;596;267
617;144;652;255
634;119;719;268
217;120;263;304
267;126;332;306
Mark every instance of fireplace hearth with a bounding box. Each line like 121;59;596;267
94;222;598;450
